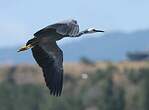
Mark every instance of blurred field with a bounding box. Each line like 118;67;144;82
0;61;149;110
0;61;149;84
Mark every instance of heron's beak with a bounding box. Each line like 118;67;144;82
17;44;33;52
95;29;104;32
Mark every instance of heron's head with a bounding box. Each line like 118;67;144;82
86;28;104;33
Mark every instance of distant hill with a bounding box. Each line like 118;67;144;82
0;30;149;64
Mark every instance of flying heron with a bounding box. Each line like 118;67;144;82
18;19;104;96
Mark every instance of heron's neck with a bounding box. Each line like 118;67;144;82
75;29;89;37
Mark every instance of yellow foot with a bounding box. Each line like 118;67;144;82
17;44;33;52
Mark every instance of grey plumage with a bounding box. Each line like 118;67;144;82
18;19;104;96
34;19;79;38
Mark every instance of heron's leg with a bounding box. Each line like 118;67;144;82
18;37;40;52
17;44;33;52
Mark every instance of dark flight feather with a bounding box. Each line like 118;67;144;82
32;44;63;96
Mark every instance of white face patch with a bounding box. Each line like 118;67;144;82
87;27;95;32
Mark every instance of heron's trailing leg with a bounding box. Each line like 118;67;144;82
18;37;39;52
17;44;33;52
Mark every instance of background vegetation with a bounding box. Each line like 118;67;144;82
0;61;149;110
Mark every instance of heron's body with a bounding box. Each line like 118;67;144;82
34;28;64;41
18;19;104;96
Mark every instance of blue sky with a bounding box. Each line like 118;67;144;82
0;0;149;47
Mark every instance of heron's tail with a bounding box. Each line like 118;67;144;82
17;37;39;52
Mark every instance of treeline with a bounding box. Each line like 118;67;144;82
0;63;149;110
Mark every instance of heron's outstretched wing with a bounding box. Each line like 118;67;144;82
34;19;79;37
31;42;63;96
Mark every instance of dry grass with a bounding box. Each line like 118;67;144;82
65;61;149;74
0;61;148;85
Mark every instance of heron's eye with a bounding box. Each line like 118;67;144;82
93;29;96;31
